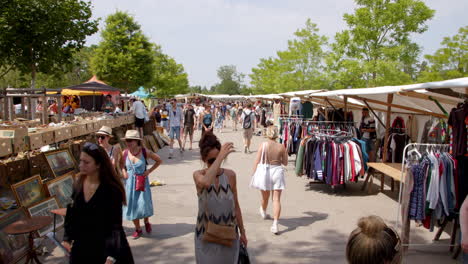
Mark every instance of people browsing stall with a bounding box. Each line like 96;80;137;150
48;100;58;115
250;126;287;234
359;108;377;162
193;132;247;263
150;105;162;127
241;104;256;153
160;104;169;132
183;104;196;151
102;95;115;113
121;130;163;239
62;142;134;264
230;104;239;131
201;105;214;137
96;126;122;178
346;215;401;264
168;99;184;159
214;106;224;133
130;98;146;138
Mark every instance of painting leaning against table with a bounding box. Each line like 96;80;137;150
0;208;29;263
11;175;46;208
26;197;63;237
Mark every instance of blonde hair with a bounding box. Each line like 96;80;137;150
346;215;401;264
266;126;278;139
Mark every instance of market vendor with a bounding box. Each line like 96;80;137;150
48;100;58;115
102;94;115;113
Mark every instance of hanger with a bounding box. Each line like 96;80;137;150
407;145;422;159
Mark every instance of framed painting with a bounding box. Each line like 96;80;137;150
45;174;74;208
11;175;46;208
26;197;63;237
44;149;77;178
0;208;29;264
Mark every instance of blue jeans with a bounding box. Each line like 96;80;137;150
169;126;181;139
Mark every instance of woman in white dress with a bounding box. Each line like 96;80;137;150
250;125;287;234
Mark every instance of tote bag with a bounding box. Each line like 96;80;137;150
250;143;272;190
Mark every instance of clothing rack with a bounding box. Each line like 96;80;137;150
395;143;454;263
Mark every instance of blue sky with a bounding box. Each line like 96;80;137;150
86;0;468;88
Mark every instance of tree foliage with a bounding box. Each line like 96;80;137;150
151;45;189;98
0;0;98;87
418;25;468;82
212;65;245;95
91;11;154;92
250;19;328;93
327;0;434;88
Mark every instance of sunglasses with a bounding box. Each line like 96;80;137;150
83;142;99;151
207;158;216;165
125;139;136;143
98;135;107;140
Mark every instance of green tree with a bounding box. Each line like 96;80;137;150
213;65;245;95
418;25;468;82
151;46;189;98
250;19;328;93
0;0;98;88
327;0;434;88
91;11;154;92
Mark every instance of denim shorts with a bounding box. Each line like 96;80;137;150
169;126;181;139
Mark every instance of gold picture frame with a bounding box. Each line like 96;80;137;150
26;197;63;237
44;148;77;178
11;175;47;208
0;208;29;264
45;174;74;208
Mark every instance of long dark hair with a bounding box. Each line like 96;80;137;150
77;142;126;205
199;131;221;162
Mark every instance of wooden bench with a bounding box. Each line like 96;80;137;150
361;162;402;193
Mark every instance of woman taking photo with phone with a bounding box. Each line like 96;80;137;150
193;132;247;263
121;130;163;239
62;142;134;264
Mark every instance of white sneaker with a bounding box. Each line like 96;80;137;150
270;224;278;234
259;207;267;220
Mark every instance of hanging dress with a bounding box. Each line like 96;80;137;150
195;172;239;263
123;152;154;221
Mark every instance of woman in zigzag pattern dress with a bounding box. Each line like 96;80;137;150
193;132;248;263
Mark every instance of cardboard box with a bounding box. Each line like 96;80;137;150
0;138;12;157
70;125;80;138
26;133;44;150
54;127;72;142
41;129;55;145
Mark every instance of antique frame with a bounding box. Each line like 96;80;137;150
11;175;46;208
44;148;77;178
26;197;63;237
0;208;29;263
45;174;74;208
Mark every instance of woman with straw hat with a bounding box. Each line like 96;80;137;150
121;130;163;239
96;126;122;176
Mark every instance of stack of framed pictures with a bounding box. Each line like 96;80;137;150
43;149;77;178
0;208;29;263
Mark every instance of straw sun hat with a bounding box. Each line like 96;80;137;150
123;130;142;141
96;126;113;137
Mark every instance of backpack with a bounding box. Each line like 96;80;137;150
123;148;148;170
243;111;252;129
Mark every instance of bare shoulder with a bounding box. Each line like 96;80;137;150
223;168;237;184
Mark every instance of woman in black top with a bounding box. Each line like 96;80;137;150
63;142;134;264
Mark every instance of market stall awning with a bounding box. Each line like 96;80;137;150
64;76;121;92
130;86;149;98
308;78;468;118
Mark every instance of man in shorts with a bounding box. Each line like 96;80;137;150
240;104;256;153
168;99;183;159
130;98;146;138
183;104;196;150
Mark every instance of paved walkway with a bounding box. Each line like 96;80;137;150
43;127;458;263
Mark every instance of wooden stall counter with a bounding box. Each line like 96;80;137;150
361;162;402;194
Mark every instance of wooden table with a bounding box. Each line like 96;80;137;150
3;216;52;264
361;162;402;193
